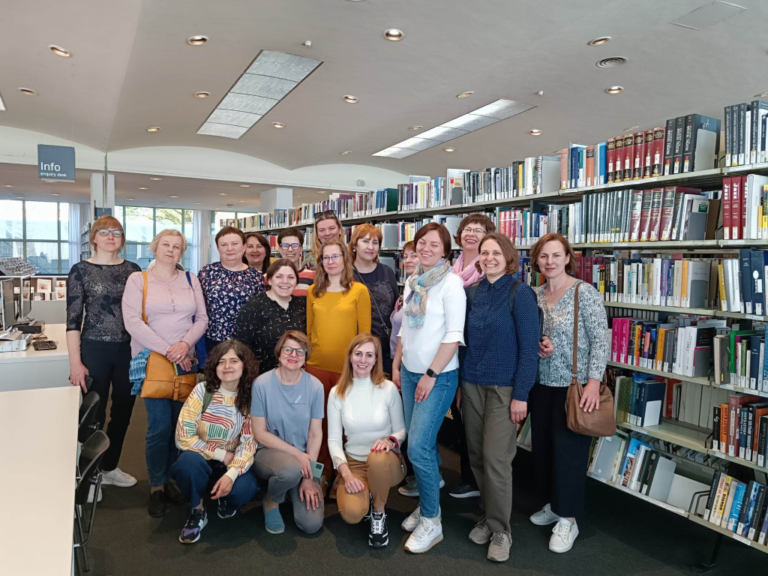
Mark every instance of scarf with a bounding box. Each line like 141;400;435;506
452;252;484;288
404;259;452;328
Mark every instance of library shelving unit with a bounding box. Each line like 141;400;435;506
80;222;92;261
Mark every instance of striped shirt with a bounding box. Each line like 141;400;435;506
293;267;315;298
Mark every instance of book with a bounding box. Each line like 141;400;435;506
682;113;721;173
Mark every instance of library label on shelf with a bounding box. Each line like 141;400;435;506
733;534;752;547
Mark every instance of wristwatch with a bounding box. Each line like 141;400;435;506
426;368;440;378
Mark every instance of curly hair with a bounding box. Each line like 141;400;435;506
203;340;259;415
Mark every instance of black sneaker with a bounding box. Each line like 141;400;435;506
217;497;239;519
164;481;186;506
363;493;373;522
148;490;168;518
369;511;389;548
179;508;208;544
449;484;480;499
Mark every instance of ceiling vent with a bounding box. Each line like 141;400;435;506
596;57;628;69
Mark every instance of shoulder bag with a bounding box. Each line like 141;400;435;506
565;282;616;437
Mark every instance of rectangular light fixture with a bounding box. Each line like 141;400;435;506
0;92;5;112
197;50;322;139
372;99;535;158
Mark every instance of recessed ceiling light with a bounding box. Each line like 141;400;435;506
138;187;148;190
343;95;358;104
239;184;250;188
272;122;285;129
238;200;245;203
444;147;455;153
147;126;160;132
340;150;352;155
195;202;202;205
187;36;208;46
588;36;611;46
44;180;56;183
529;129;542;136
51;193;61;196
194;91;210;99
16;196;24;199
49;45;71;57
409;126;423;131
605;86;624;95
19;88;37;96
384;29;404;41
3;185;13;188
127;198;135;201
317;190;328;194
456;92;474;99
149;177;162;181
624;125;640;132
170;195;179;198
219;193;227;196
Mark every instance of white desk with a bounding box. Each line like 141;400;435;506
0;323;71;392
0;385;79;575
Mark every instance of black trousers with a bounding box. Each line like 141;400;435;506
80;339;136;472
450;398;477;487
529;383;592;523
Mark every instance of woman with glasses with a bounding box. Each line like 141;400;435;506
234;259;306;373
251;330;325;535
350;224;399;374
243;232;270;276
67;216;141;498
306;239;371;492
276;227;314;298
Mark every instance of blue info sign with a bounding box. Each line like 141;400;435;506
38;144;75;182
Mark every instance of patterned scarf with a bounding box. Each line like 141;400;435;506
404;259;452;328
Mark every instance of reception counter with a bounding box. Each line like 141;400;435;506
0;323;71;392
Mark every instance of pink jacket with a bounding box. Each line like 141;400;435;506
122;270;208;358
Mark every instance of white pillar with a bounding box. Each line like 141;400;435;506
259;187;293;212
90;173;115;217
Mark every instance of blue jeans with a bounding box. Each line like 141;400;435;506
171;451;258;508
400;365;458;518
144;398;184;488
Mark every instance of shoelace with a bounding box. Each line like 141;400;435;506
371;513;386;534
490;533;507;547
413;517;434;539
553;521;571;541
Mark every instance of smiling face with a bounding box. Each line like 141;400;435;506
216;348;243;384
460;221;488;252
245;237;267;266
278;235;302;265
355;234;380;264
416;230;445;269
479;238;506;279
537;239;570;280
350;341;377;379
279;338;306;370
156;235;183;265
268;266;298;298
402;248;419;276
321;244;344;276
316;218;341;243
217;233;246;265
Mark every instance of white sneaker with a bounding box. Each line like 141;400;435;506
404;516;444;554
549;519;578;553
401;506;422;532
87;483;102;504
100;467;138;488
530;503;560;526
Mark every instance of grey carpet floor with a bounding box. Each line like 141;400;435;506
83;398;768;575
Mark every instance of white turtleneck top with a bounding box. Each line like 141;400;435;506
327;376;406;468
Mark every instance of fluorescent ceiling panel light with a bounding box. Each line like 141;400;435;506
0;92;5;111
472;100;534;120
443;114;498;131
395;137;442;151
372;147;419;159
198;50;321;139
417;126;467;142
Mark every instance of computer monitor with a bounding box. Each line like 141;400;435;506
0;279;15;331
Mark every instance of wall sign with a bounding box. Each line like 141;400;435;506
38;144;75;182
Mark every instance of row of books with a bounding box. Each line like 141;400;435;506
713;329;768;394
560;113;721;189
458;156;560;204
397;177;457;211
712;394;768;465
724;100;768;168
722;175;768;240
703;472;768;546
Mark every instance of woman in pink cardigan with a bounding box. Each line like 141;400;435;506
123;229;208;518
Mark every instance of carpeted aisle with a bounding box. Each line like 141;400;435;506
84;398;768;576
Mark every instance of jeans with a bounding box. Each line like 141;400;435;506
171;450;258;508
400;365;458;519
144;398;184;488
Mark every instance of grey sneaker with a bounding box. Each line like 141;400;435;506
487;532;512;562
398;475;445;498
468;517;491;545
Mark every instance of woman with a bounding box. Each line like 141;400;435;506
244;232;270;275
449;213;495;500
172;341;260;544
234;259;306;372
199;226;265;352
313;211;345;256
277;227;315;298
67;215;141;495
460;233;540;562
328;334;406;547
123;229;209;517
251;330;325;535
392;222;466;554
306;239;371;490
528;232;609;553
351;224;399;373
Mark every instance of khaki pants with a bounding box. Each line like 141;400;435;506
336;451;407;524
461;382;518;536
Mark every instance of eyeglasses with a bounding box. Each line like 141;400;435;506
462;227;487;235
314;210;336;221
282;346;307;356
321;254;342;263
280;243;301;250
96;229;124;237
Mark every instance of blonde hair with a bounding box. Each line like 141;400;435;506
311;239;355;298
90;215;126;253
150;229;187;258
335;334;385;399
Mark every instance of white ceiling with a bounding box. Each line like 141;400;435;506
1;0;767;200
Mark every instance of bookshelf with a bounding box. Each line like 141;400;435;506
688;514;768;553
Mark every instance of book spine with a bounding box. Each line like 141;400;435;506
615;137;625;185
663;118;675;175
682;113;695;173
652;126;666;177
633;131;645;180
731;104;739;167
725;105;732;167
623;134;634;181
673;117;685;174
607;138;616;184
713;406;722;452
739;103;747;165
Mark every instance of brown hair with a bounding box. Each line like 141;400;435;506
204;340;259;415
215;226;246;246
311;239;355;298
277;227;305;246
266;259;299;283
402;241;415;254
243;232;270;274
335;333;386;400
474;233;519;276
413;223;452;259
349;223;383;264
454;214;496;247
529;232;578;275
313;212;344;255
90;216;126;253
274;329;312;366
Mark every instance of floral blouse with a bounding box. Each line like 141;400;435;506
534;281;609;387
198;262;265;342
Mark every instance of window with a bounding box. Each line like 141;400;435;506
210;211;254;264
116;206;198;272
0;200;71;274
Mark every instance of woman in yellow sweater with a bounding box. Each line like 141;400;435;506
306;239;371;490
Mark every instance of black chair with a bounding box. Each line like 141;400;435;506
74;431;109;575
78;391;100;444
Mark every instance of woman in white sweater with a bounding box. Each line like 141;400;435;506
328;333;407;548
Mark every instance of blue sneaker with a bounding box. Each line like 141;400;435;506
264;506;285;535
179;508;208;544
217;497;239;519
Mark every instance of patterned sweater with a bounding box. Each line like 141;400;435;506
176;383;256;482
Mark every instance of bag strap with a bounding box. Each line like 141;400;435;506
467;281;480;312
572;282;582;379
201;390;214;415
141;271;148;323
508;279;520;315
185;271;197;323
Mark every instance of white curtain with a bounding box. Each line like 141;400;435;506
191;210;211;273
68;203;87;265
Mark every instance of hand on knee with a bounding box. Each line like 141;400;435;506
366;450;390;470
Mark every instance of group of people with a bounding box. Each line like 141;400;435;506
66;210;609;562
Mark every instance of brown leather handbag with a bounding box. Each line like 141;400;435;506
565;283;616;437
138;272;197;403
